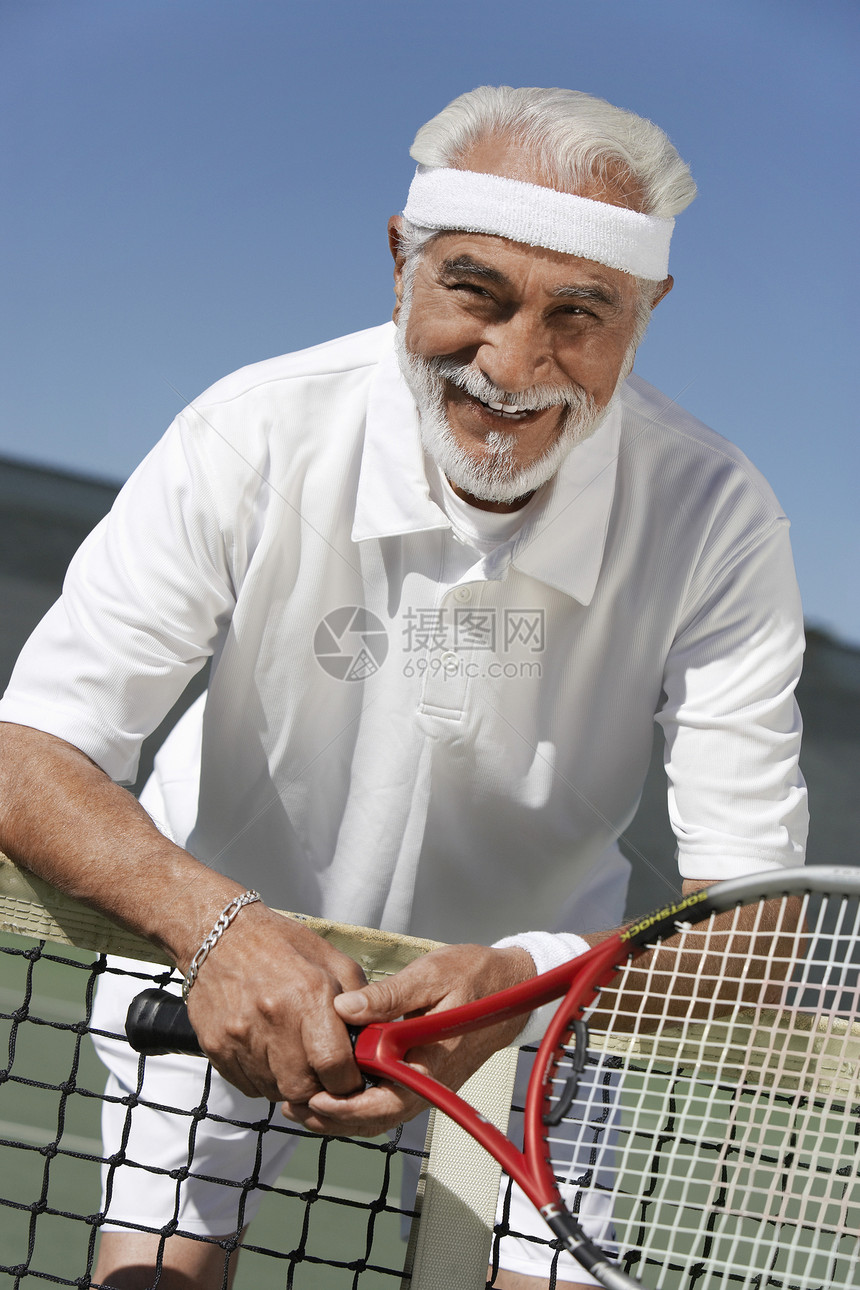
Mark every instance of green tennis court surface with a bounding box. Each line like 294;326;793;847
608;1068;860;1288
0;934;413;1288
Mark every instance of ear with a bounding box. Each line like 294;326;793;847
650;275;674;308
388;215;406;323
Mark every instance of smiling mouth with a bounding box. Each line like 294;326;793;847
475;396;542;420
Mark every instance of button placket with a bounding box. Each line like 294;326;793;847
418;581;481;717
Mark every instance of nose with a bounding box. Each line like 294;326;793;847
474;315;553;395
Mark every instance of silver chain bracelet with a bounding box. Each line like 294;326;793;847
182;890;261;1002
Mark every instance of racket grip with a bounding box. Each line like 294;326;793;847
125;989;364;1059
126;988;203;1056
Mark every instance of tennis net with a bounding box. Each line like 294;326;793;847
0;852;519;1290
7;851;859;1290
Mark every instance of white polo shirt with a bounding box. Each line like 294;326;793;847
0;323;807;945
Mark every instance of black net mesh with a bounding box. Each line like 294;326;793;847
0;936;425;1289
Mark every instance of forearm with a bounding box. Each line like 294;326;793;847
593;878;800;1028
0;720;246;972
0;720;376;1109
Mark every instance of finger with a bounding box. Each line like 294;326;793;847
298;1013;364;1097
218;1024;320;1101
199;1002;351;1104
338;959;370;993
334;959;438;1025
283;1082;428;1137
192;1005;319;1103
204;1054;264;1101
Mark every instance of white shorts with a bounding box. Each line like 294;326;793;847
92;961;617;1284
91;959;304;1236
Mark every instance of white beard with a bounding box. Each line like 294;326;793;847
394;303;637;505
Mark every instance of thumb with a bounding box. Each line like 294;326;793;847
334;967;427;1024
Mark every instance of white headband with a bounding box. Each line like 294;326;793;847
403;165;673;280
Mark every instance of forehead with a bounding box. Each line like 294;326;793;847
420;230;638;304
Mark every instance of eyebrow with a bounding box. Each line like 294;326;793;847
439;255;509;285
551;284;623;309
438;256;623;309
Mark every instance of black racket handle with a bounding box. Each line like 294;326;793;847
126;988;203;1055
125;987;363;1057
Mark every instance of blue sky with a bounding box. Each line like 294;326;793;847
1;0;858;643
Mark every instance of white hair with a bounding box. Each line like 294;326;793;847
410;85;696;219
397;86;695;301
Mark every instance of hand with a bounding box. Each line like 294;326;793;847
185;904;368;1104
281;942;535;1137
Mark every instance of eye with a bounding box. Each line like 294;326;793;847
448;282;491;297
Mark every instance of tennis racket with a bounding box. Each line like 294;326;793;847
126;867;860;1290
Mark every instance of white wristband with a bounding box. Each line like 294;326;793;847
492;931;590;1046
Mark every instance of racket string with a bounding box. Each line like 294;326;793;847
537;890;860;1289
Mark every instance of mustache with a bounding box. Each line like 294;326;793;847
426;355;589;412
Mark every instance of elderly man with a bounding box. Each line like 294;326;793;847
0;86;806;1288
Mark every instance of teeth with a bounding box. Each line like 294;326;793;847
483;398;533;415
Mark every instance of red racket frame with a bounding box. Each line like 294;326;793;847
353;933;626;1215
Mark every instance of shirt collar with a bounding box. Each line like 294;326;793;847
509;399;621;605
352;324;622;606
352;329;448;542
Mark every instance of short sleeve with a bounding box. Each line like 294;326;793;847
658;517;808;879
0;418;237;783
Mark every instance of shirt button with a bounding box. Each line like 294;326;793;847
441;651;459;671
454;586;472;602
